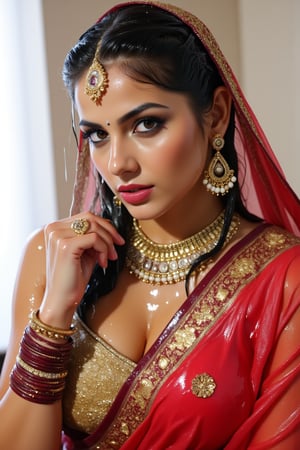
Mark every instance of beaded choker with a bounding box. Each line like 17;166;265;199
125;211;240;285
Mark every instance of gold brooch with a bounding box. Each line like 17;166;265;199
84;41;108;105
191;373;216;398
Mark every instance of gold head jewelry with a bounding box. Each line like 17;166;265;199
203;135;237;196
125;211;240;285
85;41;109;105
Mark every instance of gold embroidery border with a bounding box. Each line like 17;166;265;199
93;227;299;449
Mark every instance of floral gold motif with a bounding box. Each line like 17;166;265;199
158;357;170;370
191;373;216;398
120;422;130;436
230;257;255;278
265;232;286;247
133;378;154;409
216;287;229;302
194;310;213;324
169;327;196;351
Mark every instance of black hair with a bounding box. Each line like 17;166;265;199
62;4;260;307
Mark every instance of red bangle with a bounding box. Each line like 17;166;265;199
24;326;73;352
9;323;72;404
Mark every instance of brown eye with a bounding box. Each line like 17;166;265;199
90;129;108;142
82;128;108;144
134;117;164;134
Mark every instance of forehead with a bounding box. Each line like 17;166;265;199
74;64;190;121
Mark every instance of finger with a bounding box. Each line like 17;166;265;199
71;212;125;245
45;214;125;267
95;218;126;245
91;223;122;260
68;233;112;268
54;231;118;269
67;222;120;261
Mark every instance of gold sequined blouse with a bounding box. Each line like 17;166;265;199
62;314;137;434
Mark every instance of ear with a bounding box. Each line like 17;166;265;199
208;86;232;137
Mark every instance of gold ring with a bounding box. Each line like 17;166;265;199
71;218;90;235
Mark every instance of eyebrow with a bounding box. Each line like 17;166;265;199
79;102;169;128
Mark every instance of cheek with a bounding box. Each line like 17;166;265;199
157;126;206;174
89;147;106;173
89;148;111;186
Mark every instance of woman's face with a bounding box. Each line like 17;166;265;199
75;64;212;222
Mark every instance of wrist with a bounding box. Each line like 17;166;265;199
10;324;73;404
39;304;76;331
31;309;76;341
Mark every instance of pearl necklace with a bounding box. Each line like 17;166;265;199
125;211;240;285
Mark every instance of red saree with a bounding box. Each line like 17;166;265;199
64;1;300;448
62;224;300;449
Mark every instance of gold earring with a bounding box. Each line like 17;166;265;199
84;41;109;106
113;195;122;208
203;135;237;196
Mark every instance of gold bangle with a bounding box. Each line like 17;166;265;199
29;309;77;341
16;355;68;380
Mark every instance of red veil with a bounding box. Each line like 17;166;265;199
70;1;300;237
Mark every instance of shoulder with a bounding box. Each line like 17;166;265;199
237;225;300;306
261;226;300;308
16;227;46;281
266;226;300;272
24;226;46;255
13;226;47;311
262;225;300;248
282;244;300;305
253;224;300;267
0;227;46;395
236;224;300;277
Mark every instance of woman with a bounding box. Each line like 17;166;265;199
0;2;299;449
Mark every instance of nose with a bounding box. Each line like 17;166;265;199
108;136;139;176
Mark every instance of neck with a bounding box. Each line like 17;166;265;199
126;209;240;285
137;197;224;244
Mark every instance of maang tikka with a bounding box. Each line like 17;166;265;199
85;41;109;105
203;134;237;195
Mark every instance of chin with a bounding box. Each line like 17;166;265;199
126;203;172;222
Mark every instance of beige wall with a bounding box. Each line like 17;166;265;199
239;0;300;195
43;0;299;219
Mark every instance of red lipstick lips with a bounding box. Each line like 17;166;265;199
118;184;153;205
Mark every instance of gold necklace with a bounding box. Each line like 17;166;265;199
125;211;240;285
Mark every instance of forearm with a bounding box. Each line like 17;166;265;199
0;390;62;450
0;311;74;450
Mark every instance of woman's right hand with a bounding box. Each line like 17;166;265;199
39;212;125;328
